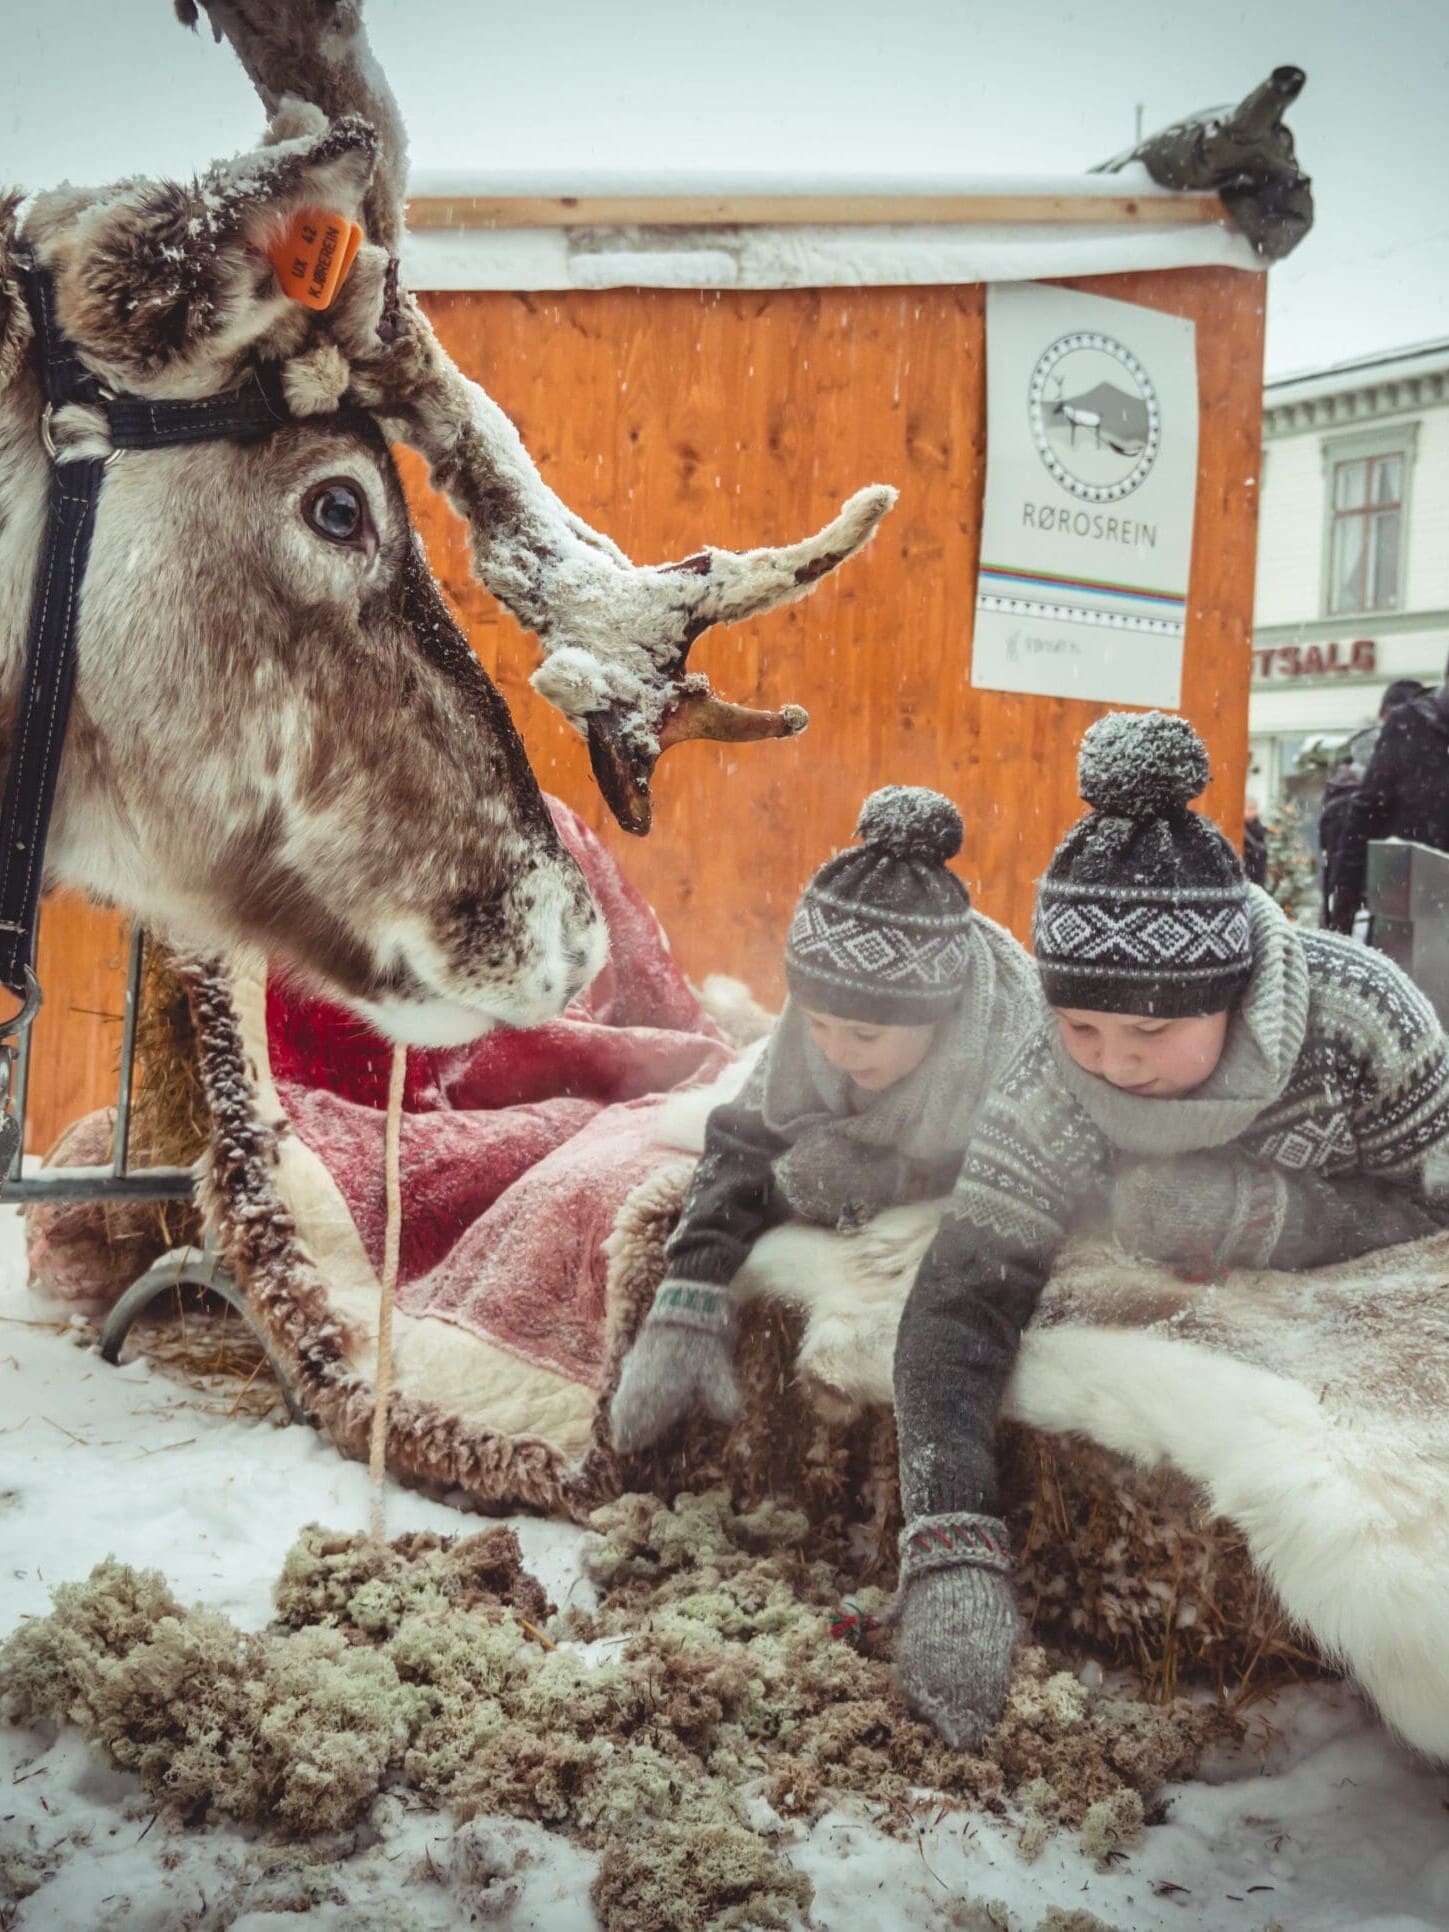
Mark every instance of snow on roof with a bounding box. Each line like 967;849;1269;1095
406;165;1197;202
1265;337;1449;405
400;167;1261;291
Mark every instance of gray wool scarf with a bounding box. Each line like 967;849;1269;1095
758;913;1039;1228
1049;886;1312;1157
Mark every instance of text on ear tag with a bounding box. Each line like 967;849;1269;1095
269;208;364;311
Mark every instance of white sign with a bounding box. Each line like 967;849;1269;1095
972;282;1200;708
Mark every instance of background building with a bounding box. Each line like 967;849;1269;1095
1249;339;1449;807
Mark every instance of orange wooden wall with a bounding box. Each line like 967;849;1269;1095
24;266;1263;1154
24;893;130;1156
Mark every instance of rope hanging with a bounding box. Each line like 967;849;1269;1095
368;1043;407;1541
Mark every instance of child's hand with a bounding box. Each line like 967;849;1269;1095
894;1512;1020;1750
608;1280;742;1453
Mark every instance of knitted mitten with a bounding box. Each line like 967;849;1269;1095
894;1513;1020;1751
1110;1150;1287;1275
1272;1168;1443;1268
607;1280;742;1454
773;1126;914;1230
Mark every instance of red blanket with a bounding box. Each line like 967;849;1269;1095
264;799;733;1389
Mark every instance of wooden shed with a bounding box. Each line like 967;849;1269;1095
28;173;1266;1153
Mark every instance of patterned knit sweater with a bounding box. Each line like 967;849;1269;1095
895;900;1449;1524
666;914;1038;1296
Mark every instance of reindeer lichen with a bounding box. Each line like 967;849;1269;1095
0;1493;1224;1929
591;1803;813;1932
1079;1788;1147;1867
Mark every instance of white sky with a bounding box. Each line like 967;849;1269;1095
4;0;1446;377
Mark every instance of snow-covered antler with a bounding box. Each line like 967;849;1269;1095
351;333;895;832
180;0;897;833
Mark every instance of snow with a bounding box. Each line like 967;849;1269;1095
399;156;1265;299
406;166;1182;201
401;217;1260;296
3;1204;1447;1931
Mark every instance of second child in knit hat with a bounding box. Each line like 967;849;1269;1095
609;783;1038;1459
891;710;1449;1758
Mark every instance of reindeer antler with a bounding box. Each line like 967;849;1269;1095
177;0;407;252
353;339;894;831
181;0;897;834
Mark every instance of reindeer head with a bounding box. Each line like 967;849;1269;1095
1;115;603;1044
0;0;893;1043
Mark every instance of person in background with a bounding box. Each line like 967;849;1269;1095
892;711;1449;1753
1317;753;1365;924
1325;676;1438;933
608;786;1038;1453
1242;794;1268;887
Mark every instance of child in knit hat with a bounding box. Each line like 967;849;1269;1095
892;710;1449;1756
608;784;1038;1455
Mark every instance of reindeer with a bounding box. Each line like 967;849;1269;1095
0;0;893;1051
1047;373;1103;451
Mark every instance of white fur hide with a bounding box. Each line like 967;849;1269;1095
655;1060;1449;1762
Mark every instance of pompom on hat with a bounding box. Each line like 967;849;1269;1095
784;786;974;1024
1033;711;1253;1018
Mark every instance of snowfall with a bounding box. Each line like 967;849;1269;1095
1;1206;1447;1932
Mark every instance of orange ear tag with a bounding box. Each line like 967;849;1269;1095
269;208;364;311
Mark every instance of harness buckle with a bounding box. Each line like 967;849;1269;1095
40;401;122;471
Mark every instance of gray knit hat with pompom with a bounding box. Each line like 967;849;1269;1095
1033;711;1252;1017
785;787;974;1024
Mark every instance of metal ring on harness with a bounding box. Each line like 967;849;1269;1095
0;966;43;1046
39;401;123;471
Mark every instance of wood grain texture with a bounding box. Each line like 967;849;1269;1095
23;267;1263;1155
22;893;129;1156
407;192;1227;231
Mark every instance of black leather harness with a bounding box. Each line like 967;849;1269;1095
0;258;306;1168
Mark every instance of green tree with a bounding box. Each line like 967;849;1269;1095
1263;797;1319;924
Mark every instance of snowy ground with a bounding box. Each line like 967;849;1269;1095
2;1203;1447;1932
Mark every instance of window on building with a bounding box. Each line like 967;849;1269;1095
1327;452;1403;614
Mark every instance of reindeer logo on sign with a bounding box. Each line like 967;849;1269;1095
1029;330;1161;503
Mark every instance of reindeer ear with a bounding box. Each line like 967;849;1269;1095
0;194;33;395
25;105;377;395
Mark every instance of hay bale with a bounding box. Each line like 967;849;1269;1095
129;940;211;1171
1000;1428;1317;1703
601;1177;1319;1699
25;1109;172;1303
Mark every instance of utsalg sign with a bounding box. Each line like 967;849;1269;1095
1253;638;1378;681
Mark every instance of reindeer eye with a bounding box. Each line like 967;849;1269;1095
303;479;368;547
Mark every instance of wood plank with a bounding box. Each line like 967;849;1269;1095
406;192;1228;233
